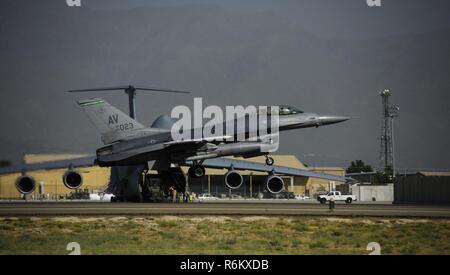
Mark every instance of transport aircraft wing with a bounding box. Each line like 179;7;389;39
0;156;352;183
0;156;97;175
185;157;351;183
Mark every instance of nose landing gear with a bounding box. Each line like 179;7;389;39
265;155;274;166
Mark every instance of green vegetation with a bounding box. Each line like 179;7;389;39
0;216;449;255
346;160;396;184
346;160;373;174
0;160;11;167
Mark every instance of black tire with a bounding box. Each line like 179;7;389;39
265;157;274;166
346;198;352;204
189;165;205;178
320;198;327;204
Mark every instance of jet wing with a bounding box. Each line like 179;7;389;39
0;156;97;175
185;157;351;182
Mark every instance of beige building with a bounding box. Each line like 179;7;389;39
0;154;110;199
0;154;344;199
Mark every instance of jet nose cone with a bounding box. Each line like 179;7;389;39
317;115;350;125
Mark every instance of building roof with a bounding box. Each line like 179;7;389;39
417;171;450;177
24;153;90;164
309;167;346;172
346;172;377;176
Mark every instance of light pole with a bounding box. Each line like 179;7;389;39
391;117;395;179
389;106;399;180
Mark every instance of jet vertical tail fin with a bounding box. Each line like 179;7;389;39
78;98;146;144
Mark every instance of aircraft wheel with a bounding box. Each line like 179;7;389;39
265;156;274;166
189;165;205;178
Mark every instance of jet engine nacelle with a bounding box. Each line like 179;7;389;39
225;170;243;189
16;175;36;194
265;175;284;194
63;170;83;189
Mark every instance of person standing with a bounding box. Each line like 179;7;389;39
168;186;177;203
329;196;335;213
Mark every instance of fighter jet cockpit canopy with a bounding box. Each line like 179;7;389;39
278;105;304;115
256;105;304;116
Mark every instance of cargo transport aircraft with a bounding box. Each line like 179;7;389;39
0;86;350;202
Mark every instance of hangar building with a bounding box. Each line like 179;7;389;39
395;172;450;205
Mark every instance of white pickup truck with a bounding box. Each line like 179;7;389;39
317;191;357;204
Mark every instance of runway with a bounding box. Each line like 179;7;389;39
0;201;449;218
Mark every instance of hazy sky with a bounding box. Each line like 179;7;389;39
0;0;449;171
85;0;450;38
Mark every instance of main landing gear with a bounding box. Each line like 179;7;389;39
265;155;274;166
188;161;206;178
